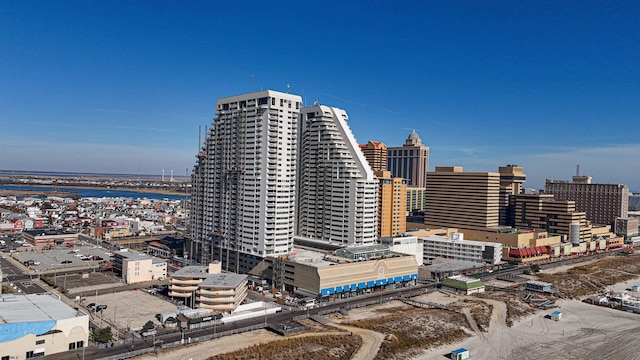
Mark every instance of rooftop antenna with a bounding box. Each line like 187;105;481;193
170;169;174;182
286;84;291;94
576;164;580;177
251;74;254;92
162;168;165;182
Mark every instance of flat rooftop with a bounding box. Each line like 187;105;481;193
422;257;481;273
171;265;209;277
289;246;334;267
0;293;85;323
116;251;157;261
200;273;247;288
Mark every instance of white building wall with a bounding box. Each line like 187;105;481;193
191;90;302;262
297;105;378;245
422;235;503;265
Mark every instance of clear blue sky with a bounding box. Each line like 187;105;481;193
1;1;639;190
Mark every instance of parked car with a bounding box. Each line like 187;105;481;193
61;260;72;264
95;304;107;311
87;303;96;309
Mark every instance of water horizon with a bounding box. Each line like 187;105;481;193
0;185;189;201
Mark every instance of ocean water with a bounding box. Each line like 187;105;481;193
0;185;189;201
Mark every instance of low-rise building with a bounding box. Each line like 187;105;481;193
380;234;424;265
112;250;167;284
22;229;78;248
277;247;419;297
0;293;89;359
422;233;503;265
441;275;485;295
169;261;248;313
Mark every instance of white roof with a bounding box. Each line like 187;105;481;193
0;293;85;323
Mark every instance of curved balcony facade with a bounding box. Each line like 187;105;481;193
198;288;236;296
169;284;199;292
169;290;192;298
170;278;203;286
198;302;236;311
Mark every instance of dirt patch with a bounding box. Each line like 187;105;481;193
450;299;493;332
537;254;640;298
474;291;541;327
206;334;362;360
344;307;469;360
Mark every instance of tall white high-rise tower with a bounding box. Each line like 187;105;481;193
296;104;378;245
190;90;302;273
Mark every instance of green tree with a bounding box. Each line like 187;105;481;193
530;264;541;273
92;327;113;343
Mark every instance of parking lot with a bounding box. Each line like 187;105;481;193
12;244;114;273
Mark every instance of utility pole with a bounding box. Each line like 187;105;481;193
114;305;118;343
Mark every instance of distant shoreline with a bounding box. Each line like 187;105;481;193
0;184;188;197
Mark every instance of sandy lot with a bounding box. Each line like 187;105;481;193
91;290;179;331
131;274;640;360
416;280;640;360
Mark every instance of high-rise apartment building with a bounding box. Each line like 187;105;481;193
296;104;378;245
360;141;387;172
424;166;500;230
190;90;302;273
545;176;629;226
375;170;407;238
387;130;429;187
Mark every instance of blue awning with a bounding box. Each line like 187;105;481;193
375;279;386;286
366;281;375;288
351;284;357;291
357;282;366;289
403;275;411;281
387;277;395;284
335;286;343;293
411;274;418;280
394;276;403;283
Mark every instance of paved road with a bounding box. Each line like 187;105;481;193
43;285;429;360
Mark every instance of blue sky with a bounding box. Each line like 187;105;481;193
1;1;639;190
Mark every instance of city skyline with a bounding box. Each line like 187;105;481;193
1;1;639;190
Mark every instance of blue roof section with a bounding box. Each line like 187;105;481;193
0;321;56;342
319;273;418;297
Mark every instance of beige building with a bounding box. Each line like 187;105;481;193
499;165;526;226
375;170;407;238
462;228;563;248
545;176;629;226
616;217;639;239
513;194;592;243
406;187;426;214
112;251;167;284
360;140;388;172
0;293;89;359
275;247;418;297
169;261;248;313
424;166;500;230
